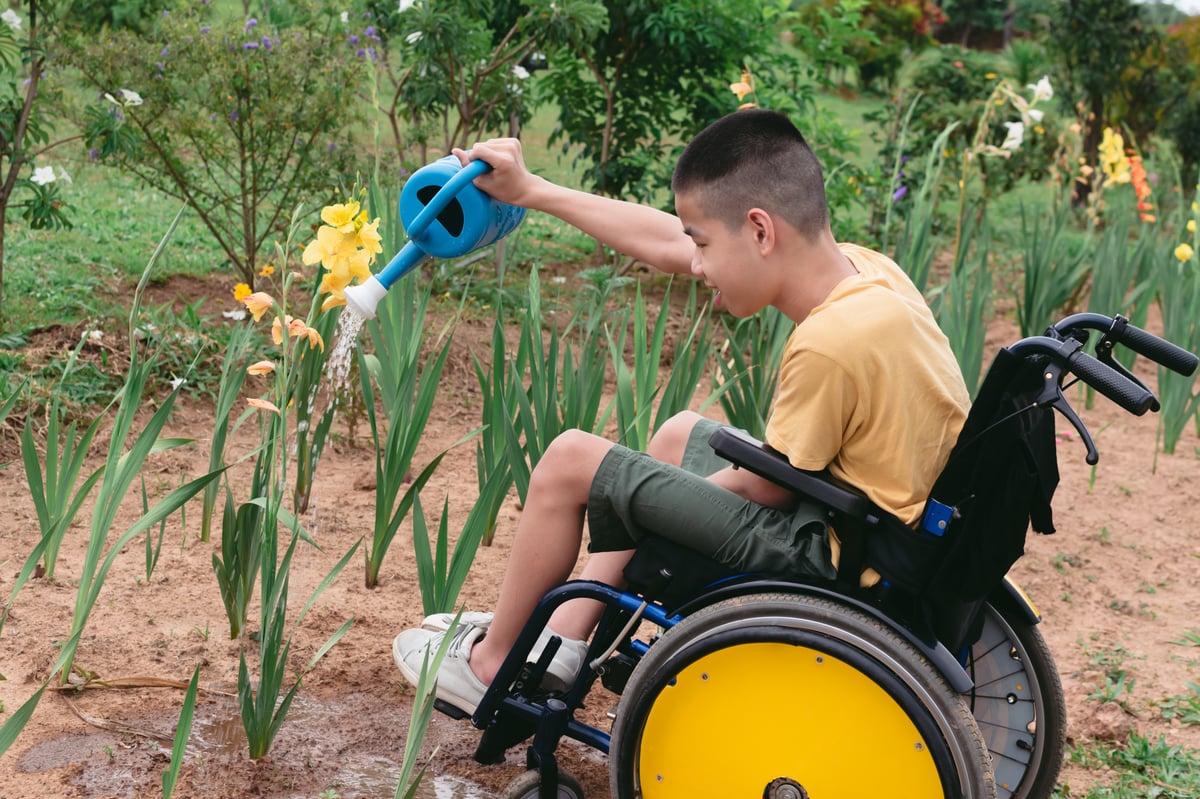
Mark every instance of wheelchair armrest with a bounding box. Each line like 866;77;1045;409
708;426;878;522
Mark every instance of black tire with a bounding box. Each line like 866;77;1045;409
969;603;1066;799
609;593;996;799
500;768;586;799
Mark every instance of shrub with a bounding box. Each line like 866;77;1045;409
67;2;366;287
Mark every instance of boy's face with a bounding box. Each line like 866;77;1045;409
675;189;766;317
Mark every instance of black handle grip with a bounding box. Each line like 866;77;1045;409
1067;350;1157;416
1114;323;1198;376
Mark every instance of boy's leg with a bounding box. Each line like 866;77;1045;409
543;411;704;638
466;428;618;684
396;412;710;704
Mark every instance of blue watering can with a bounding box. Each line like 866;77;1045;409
343;155;526;318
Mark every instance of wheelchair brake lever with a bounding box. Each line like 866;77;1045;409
1034;361;1099;465
1094;335;1161;412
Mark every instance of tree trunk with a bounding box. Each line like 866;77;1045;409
1075;93;1106;207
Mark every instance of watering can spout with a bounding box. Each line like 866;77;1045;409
343;276;389;320
345;155;526;318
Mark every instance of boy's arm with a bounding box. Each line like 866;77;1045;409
454;140;695;275
707;464;798;512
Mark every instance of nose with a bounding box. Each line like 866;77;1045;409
690;250;703;277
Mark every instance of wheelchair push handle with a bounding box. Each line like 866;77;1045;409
1065;348;1157;416
1053;312;1199;376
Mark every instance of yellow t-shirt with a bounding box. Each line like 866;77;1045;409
764;243;970;528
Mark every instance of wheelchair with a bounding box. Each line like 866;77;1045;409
435;313;1198;799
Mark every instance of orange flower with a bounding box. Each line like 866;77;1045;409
242;291;275;322
1129;155;1154;223
247;360;276;375
271;315;325;351
729;68;756;109
246;397;280;414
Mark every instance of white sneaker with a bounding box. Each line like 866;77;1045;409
416;612;587;693
421;611;494;632
536;631;588;692
392;624;488;715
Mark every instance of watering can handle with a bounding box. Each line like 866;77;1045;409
404;158;493;241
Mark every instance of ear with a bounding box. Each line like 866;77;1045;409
745;207;776;255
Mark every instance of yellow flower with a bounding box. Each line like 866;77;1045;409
1176;242;1195;262
356;216;383;257
1098;128;1130;185
246;397;281;414
1188;220;1196;234
247;360;276;375
320;200;361;233
985;72;997;79
233;282;252;302
242;291;274;322
258;263;275;278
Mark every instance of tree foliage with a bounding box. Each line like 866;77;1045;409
540;0;778;204
0;0;74;327
365;0;606;165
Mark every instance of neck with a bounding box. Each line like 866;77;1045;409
774;233;856;324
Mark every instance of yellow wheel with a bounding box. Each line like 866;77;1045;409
970;602;1065;799
610;593;995;799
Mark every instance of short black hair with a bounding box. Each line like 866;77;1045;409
671;109;829;240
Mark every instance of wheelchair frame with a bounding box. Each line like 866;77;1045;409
432;314;1197;799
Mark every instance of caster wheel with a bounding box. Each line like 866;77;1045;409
501;768;586;799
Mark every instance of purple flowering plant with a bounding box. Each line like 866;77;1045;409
67;2;367;287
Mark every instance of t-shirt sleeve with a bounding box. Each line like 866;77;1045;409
764;346;859;471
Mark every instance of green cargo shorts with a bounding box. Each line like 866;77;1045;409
586;418;836;581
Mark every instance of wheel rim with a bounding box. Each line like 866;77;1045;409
969;606;1054;798
634;638;944;797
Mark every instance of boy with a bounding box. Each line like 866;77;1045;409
393;109;969;714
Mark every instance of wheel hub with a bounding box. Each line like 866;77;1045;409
763;777;809;799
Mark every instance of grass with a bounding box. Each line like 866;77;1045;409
4;163;230;334
1060;733;1200;798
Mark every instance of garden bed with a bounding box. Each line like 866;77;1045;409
1;272;1199;798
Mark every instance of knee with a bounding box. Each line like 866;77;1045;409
646;411;703;464
532;429;608;492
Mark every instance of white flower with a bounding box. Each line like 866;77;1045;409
31;166;56;186
223;308;248;321
169;377;187;391
1027;76;1053;103
86;329;103;343
104;89;143;107
513;65;530;80
340;11;349;23
55;166;73;185
2;9;22;32
1001;121;1025;151
398;0;416;11
1027;108;1044;124
405;30;423;44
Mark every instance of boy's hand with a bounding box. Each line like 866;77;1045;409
452;139;539;207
